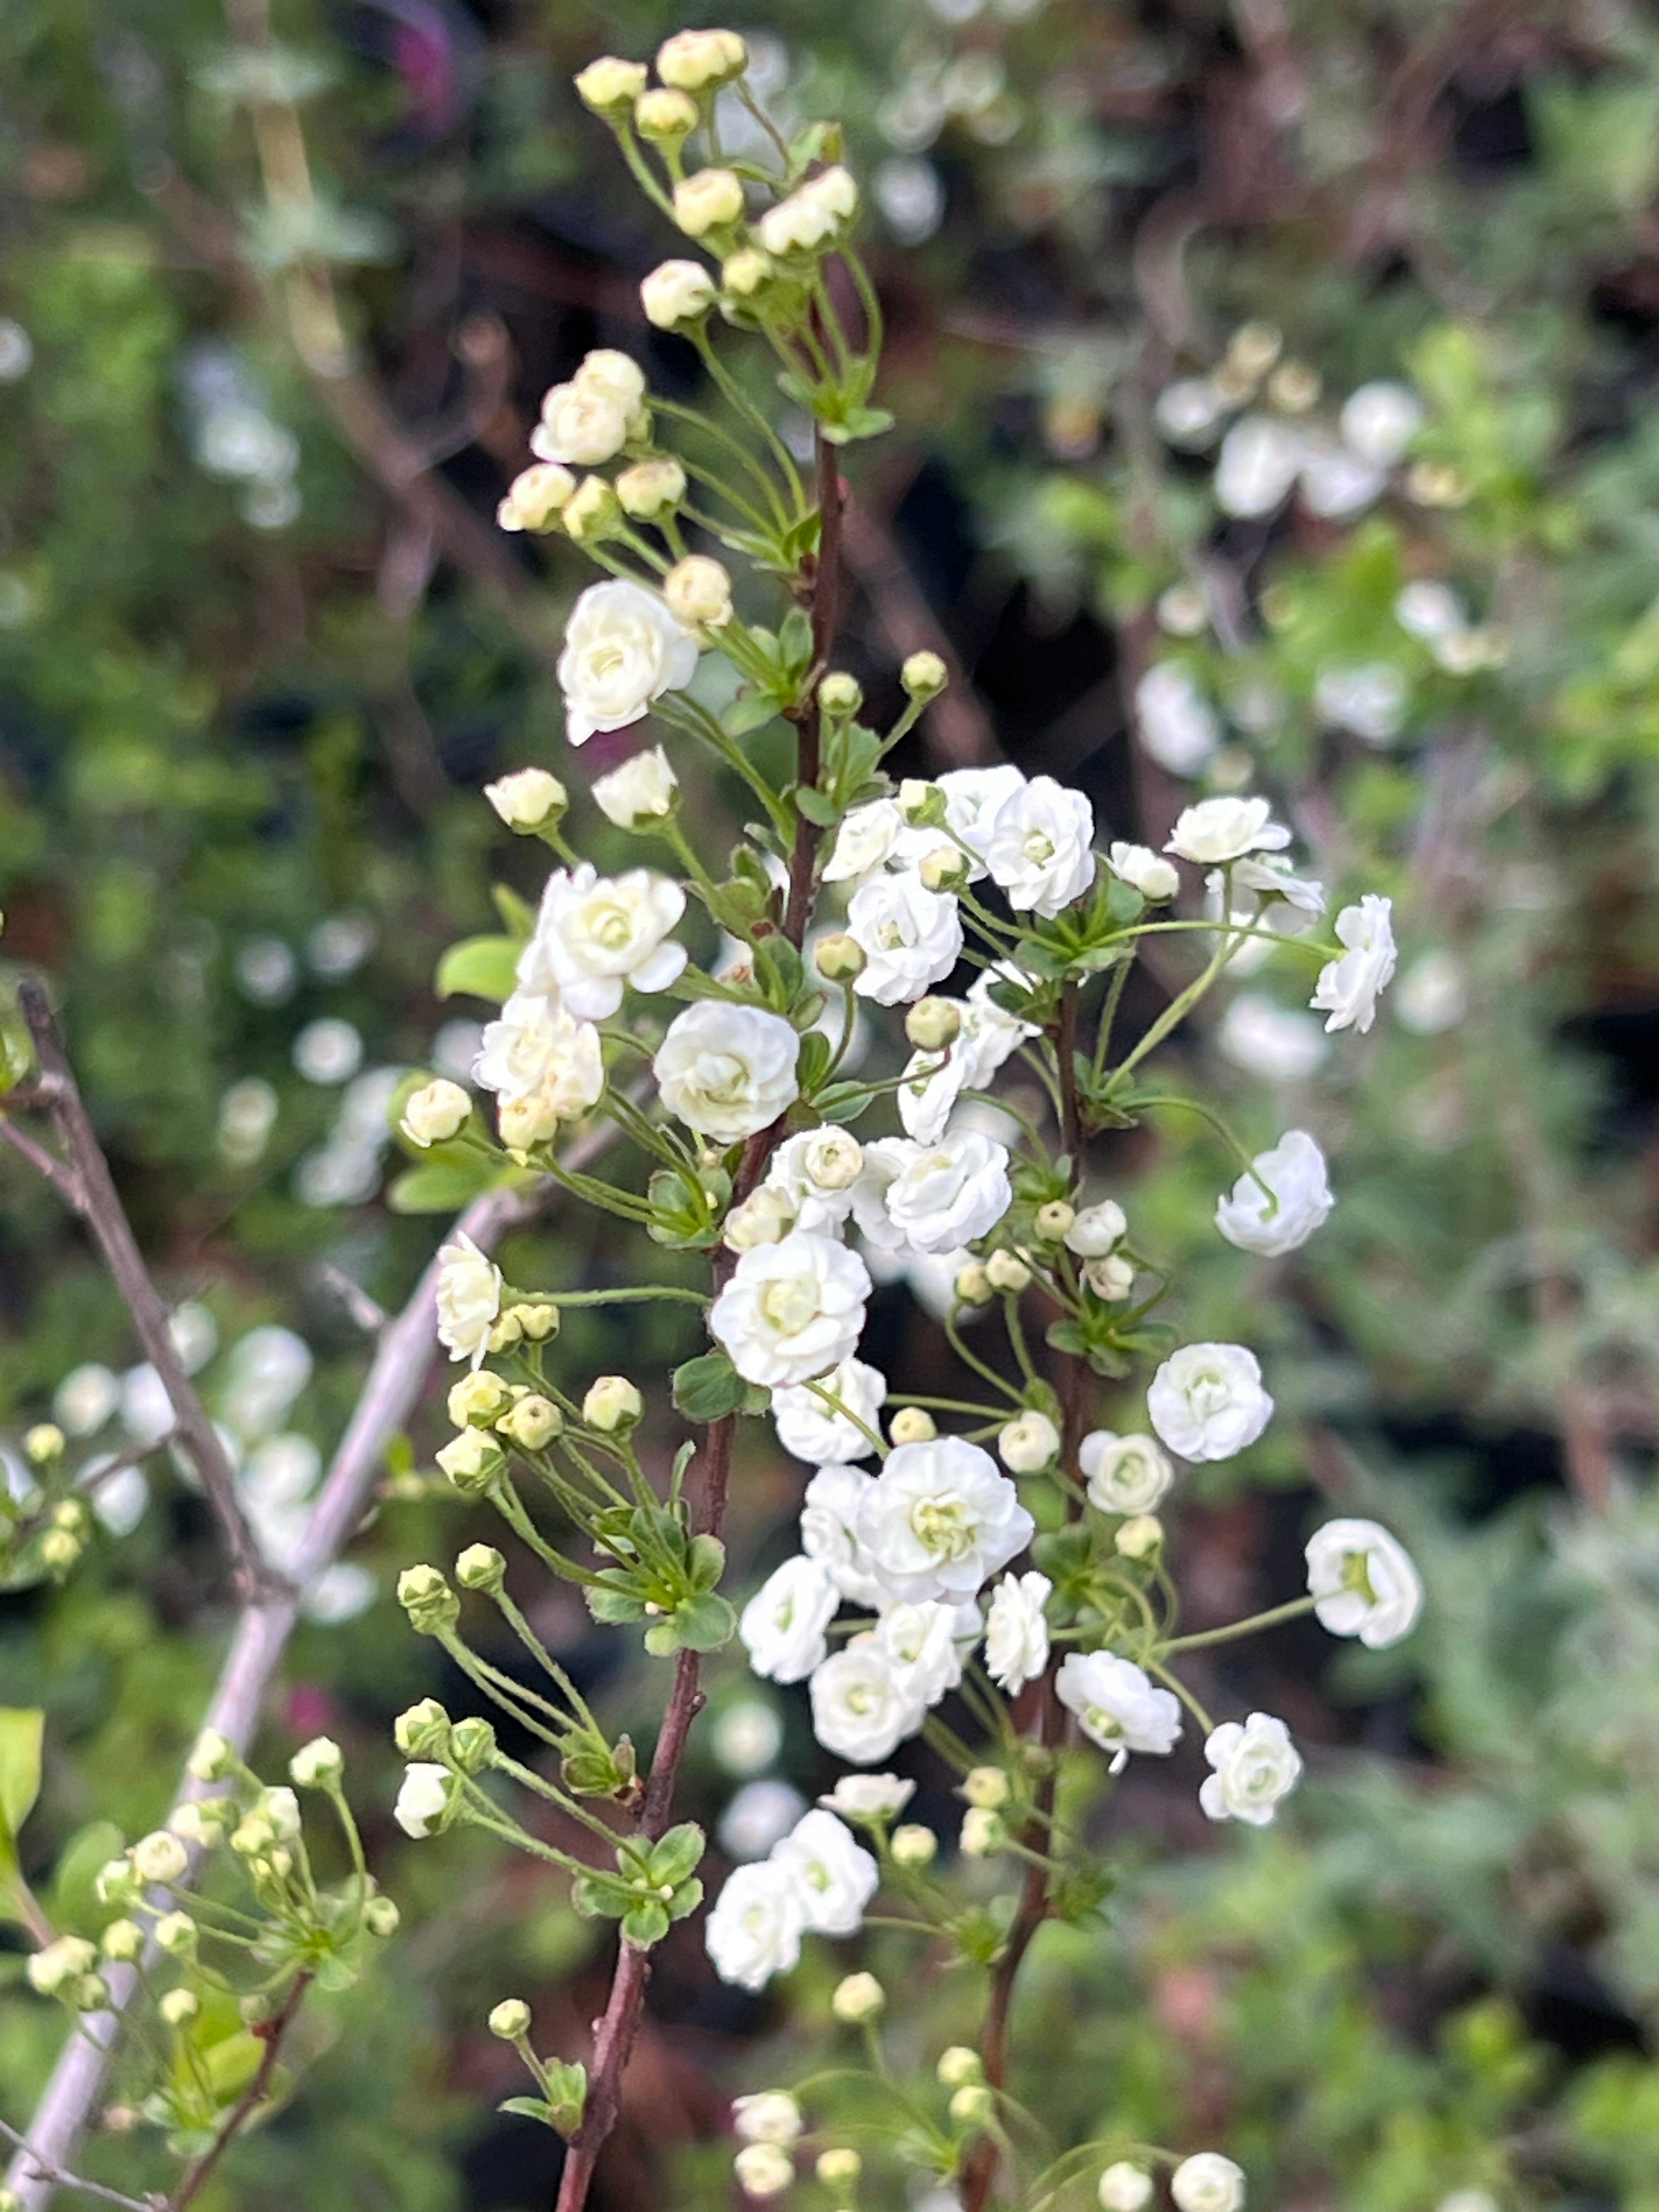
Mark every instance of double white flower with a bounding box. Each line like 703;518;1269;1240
1311;893;1397;1032
1080;1430;1173;1515
854;1436;1034;1604
984;775;1097;917
845;872;963;1004
710;1231;871;1386
881;1129;1013;1254
1056;1651;1182;1771
473;992;605;1140
1165;795;1293;867
984;1571;1052;1695
518;864;686;1019
740;1555;842;1683
1214;1129;1334;1256
435;1234;503;1368
772;1356;887;1463
1304;1517;1422;1646
1148;1342;1274;1463
653;1002;800;1143
1199;1712;1302;1825
557;578;699;746
897;970;1037;1144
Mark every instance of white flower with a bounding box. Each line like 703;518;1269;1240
846;872;963;1005
809;1645;923;1764
557;579;699;746
641;258;717;329
922;764;1027;877
1311;894;1397;1033
856;1436;1034;1604
882;1130;1012;1255
532;380;630;468
734;2143;793;2198
517;864;686;1019
740;1556;842;1684
823;799;906;883
1080;1431;1173;1514
999;1410;1059;1472
654;1002;800;1144
1395;949;1467;1036
1199;1712;1302;1826
984;776;1096;918
485;767;566;831
770;1808;878;1935
896;971;1037;1144
393;1762;453;1838
1218;994;1329;1082
845;1136;909;1252
1297;435;1384;519
772;1357;887;1463
763;1129;861;1238
1340;381;1423;468
1098;2164;1155;2212
473;993;605;1139
733;2092;803;2146
1227;853;1327;917
1056;1651;1182;1771
875;1599;966;1707
1148;1343;1273;1463
435;1233;503;1368
1214;414;1302;517
758;172;854;256
710;1231;871;1387
1065;1199;1126;1258
1305;1518;1423;1647
800;1465;890;1608
819;1773;914;1820
1171;2153;1246;2212
401;1077;470;1148
1135;664;1221;775
1109;842;1180;902
984;1571;1051;1695
1165;795;1292;866
591;746;678;828
705;1860;805;1990
1215;1129;1334;1255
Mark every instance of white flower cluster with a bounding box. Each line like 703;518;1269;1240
704;1803;877;1990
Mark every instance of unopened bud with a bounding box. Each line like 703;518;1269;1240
393;1697;452;1758
897;778;945;827
289;1736;344;1790
488;1309;526;1351
1115;1513;1164;1560
634;87;698;141
583;1375;642;1433
1035;1200;1075;1243
1065;1200;1127;1258
937;2045;982;2087
888;1407;936;1446
448;1370;507;1426
402;1077;472;1149
1098;2164;1155;2212
616;457;686;521
830;1971;885;2023
963;1766;1010;1809
960;1806;1006;1857
154;1911;196;1957
814;933;865;983
484;768;567;834
721;248;775;301
562;476;622;545
188;1730;235;1784
918;844;970;894
436;1427;505;1495
657;27;748;92
953;1261;992;1307
40;1528;81;1571
664;554;734;629
455;1543;507;1592
25;1423;64;1464
364;1893;401;1936
890;1824;937;1868
574;55;648;114
449;1716;498;1774
488;1997;532;2040
497;1393;563;1451
673;166;745;239
498;462;575;534
733;2143;793;2199
100;1920;143;1963
986;1250;1031;1294
723;1186;797;1254
819;672;862;716
515;1301;561;1341
397;1563;460;1635
131;1831;189;1887
900;650;947;698
904;996;961;1051
159;1987;199;2028
998;1409;1059;1474
816;2148;862;2189
1084;1254;1135;1302
950;2083;995;2130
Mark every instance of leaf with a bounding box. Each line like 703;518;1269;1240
620;1900;671;1948
435;934;520;1005
794;785;840;827
822;405;895;445
499;2096;558;2125
0;1711;43;1858
672;1353;749;1423
646;1822;706;1889
386;1154;504;1215
491;883;538;939
670;1591;736;1653
796;1030;833;1094
686;1533;726;1592
723;693;781;738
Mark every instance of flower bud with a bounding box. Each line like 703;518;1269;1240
448;1370;507;1427
734;2092;803;2145
26;1936;97;1995
1065;1200;1126;1258
936;2046;982;2087
901;650;947;698
733;2143;793;2199
616;457;687;521
498;1392;563;1451
436;1427;505;1495
963;1765;1010;1809
953;1261;992;1307
449;1716;498;1774
497;461;575;534
664;554;734;629
723;1185;798;1254
100;1919;143;1963
641;259;718;330
657;27;748;91
488;1308;526;1351
830;1971;885;2022
888;1407;936;1446
1084;1254;1135;1302
484;768;568;834
801;1127;862;1190
904;996;961;1052
515;1301;561;1341
1098;2165;1154;2212
998;1409;1059;1474
889;1824;937;1868
574;55;648;113
25;1423;64;1464
189;1729;236;1783
40;1527;81;1572
592;746;679;830
94;1859;140;1909
230;1816;274;1859
455;1542;507;1592
167;1801;224;1851
562;476;622;544
397;1563;460;1635
918;845;970;894
488;1997;532;2040
1035;1199;1075;1242
819;671;862;716
950;2083;995;2130
154;1911;197;1957
402;1077;472;1150
897;778;945;827
132;1831;189;1887
364;1893;401;1936
394;1697;452;1758
635;87;698;141
1115;1514;1163;1559
816;2148;861;2188
673;167;744;239
159;1987;198;2027
986;1250;1031;1295
960;1806;1006;1857
583;1375;642;1433
70;1974;109;2013
814;933;865;983
289;1736;344;1790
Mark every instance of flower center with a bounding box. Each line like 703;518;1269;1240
588;900;635;951
760;1277;817;1336
1085;1705;1123;1741
875;920;906;950
1022;829;1055;866
910;1492;976;1560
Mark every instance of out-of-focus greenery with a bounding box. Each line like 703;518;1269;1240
7;0;1659;2205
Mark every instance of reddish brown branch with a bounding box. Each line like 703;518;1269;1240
169;1972;312;2210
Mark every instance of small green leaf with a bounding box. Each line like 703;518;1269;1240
671;1353;749;1423
686;1533;726;1593
491;884;538;939
435;934;520;1004
0;1711;44;1855
794;785;840;827
723;693;781;737
499;2096;558;2125
646;1822;706;1889
386;1155;505;1214
620;1900;671;1948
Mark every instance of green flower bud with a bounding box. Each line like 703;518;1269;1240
514;1301;561;1342
814;932;865;983
583;1375;642;1434
635;87;698;141
159;1987;199;2027
819;672;863;716
455;1543;506;1593
394;1697;452;1758
397;1564;460;1636
901;651;947;698
363;1894;401;1937
488;1997;532;2040
897;778;946;827
289;1736;344;1790
950;2083;995;2129
449;1716;498;1774
904;996;961;1051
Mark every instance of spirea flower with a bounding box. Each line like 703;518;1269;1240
704;1860;804;1990
896;970;1037;1144
435;1233;503;1368
473;992;605;1137
772;1357;887;1463
1165;795;1293;866
591;745;678;827
800;1464;889;1608
875;1598;967;1708
733;2093;803;2146
881;1130;1013;1254
1080;1431;1173;1515
984;776;1096;917
809;1644;922;1764
822;799;906;883
393;1762;454;1838
819;1773;914;1820
1304;1517;1423;1647
740;1556;841;1684
1215;1129;1334;1255
1056;1651;1182;1771
1199;1712;1302;1826
1310;894;1397;1033
557;579;699;746
845;872;963;1005
1147;1343;1274;1462
984;1571;1051;1695
1171;2153;1247;2212
1099;2164;1155;2212
517;864;686;1019
855;1436;1034;1604
1109;842;1181;901
770;1808;878;1934
1214;414;1302;518
653;1002;800;1143
710;1231;871;1386
532;381;631;469
641;258;717;330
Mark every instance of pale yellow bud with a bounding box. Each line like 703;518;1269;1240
448;1370;507;1426
515;1301;561;1341
816;2148;862;2188
918;844;970;893
40;1528;80;1571
904;996;961;1051
897;778;945;826
488;1998;532;2040
960;1805;1006;1857
497;1393;563;1450
889;1823;937;1867
497;461;574;534
402;1077;472;1149
723;1186;797;1253
657;27;748;91
664;554;733;628
24;1423;64;1464
574;56;648;112
641;259;718;330
900;650;947;697
159;1987;198;2028
814;932;865;982
616;456;687;520
721;248;774;300
584;1375;642;1432
1035;1200;1075;1243
888;1407;936;1446
938;2045;983;2086
484;767;567;832
953;1261;992;1307
1115;1513;1164;1559
830;1971;885;2022
819;672;862;715
673;167;744;239
963;1765;1010;1808
950;2083;995;2129
635;87;698;141
562;476;621;544
986;1250;1031;1294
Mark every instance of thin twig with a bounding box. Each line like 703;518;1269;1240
0;2120;164;2212
0;1116;83;1206
167;1972;312;2210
